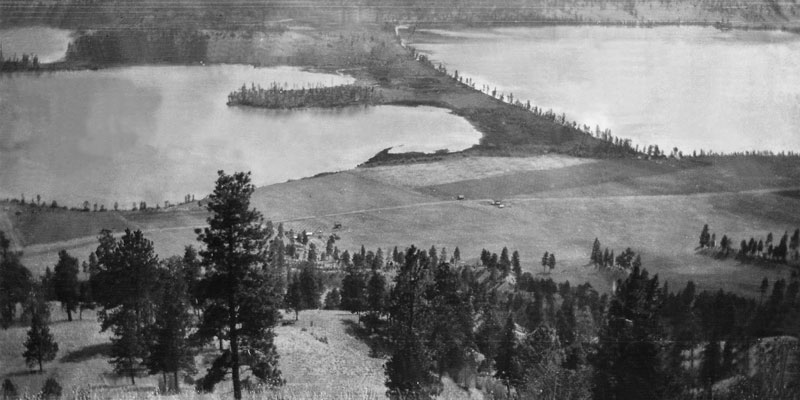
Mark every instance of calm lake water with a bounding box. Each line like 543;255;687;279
0;27;73;63
412;26;800;154
0;64;480;206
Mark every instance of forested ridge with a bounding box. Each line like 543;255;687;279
2;0;799;30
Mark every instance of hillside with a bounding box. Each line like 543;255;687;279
2;0;799;30
0;308;386;398
6;154;800;298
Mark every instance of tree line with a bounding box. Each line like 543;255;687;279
699;224;800;264
227;82;382;109
0;49;40;72
65;29;208;65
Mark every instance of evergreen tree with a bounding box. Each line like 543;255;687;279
591;266;665;400
591;238;601;265
699;339;721;389
480;249;491;266
476;314;501;367
341;250;352;268
91;229;160;384
299;264;322;311
511;250;522;280
385;246;438;399
0;244;32;329
53;250;80;322
181;246;202;313
341;264;367;314
720;235;730;255
374;248;385;271
790;229;800;255
307;242;317;262
495;315;524;396
325;236;335;257
285;273;303;321
699;224;710;248
548;253;556;273
324;288;341;310
429;246;438;269
427;262;474;377
23;306;58;373
367;271;387;315
145;257;196;393
453;247;461;266
500;247;511;275
541;252;549;274
194;171;283;398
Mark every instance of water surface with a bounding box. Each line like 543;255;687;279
412;26;800;154
0;65;480;206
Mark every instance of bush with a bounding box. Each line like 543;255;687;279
2;379;17;399
41;377;62;399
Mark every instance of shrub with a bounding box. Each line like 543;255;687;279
41;377;62;399
2;379;17;399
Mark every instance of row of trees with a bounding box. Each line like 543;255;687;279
414;51;643;156
699;224;800;263
2;193;196;214
0;49;40;72
227;83;382;109
65;29;208;64
590;238;642;270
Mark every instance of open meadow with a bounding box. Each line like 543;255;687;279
8;154;800;297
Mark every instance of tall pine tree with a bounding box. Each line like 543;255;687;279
53;250;80;322
195;171;283;398
92;229;161;384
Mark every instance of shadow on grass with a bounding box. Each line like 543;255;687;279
341;319;391;359
5;369;42;377
60;343;112;363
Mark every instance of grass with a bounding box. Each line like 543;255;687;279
0;308;397;400
12;155;800;298
352;155;595;188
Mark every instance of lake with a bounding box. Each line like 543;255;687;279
0;27;73;63
0;64;481;206
411;26;800;154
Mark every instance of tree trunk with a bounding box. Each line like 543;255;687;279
39;358;43;373
66;308;72;322
218;334;223;351
231;323;241;400
162;372;167;392
174;370;180;393
295;310;298;321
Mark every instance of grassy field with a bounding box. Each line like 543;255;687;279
352;155;595;188
10;155;800;297
0;306;484;400
0;308;376;398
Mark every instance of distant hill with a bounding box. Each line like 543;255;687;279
2;0;798;30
